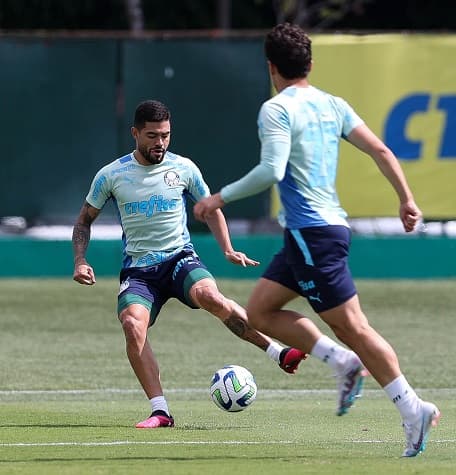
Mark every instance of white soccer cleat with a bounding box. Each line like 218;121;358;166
401;400;441;457
335;355;365;416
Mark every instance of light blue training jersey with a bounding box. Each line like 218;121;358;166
221;85;364;229
86;151;210;268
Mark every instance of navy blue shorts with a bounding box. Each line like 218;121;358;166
262;226;357;313
117;249;214;326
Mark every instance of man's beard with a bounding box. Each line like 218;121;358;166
140;146;166;164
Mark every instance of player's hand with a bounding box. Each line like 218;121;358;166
399;200;422;233
194;193;225;221
73;262;96;285
224;250;260;268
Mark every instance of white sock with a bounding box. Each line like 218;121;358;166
266;341;283;363
310;335;354;373
383;375;421;421
150;396;170;416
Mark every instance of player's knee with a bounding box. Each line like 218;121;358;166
193;286;227;317
119;310;147;344
330;314;369;344
246;305;266;332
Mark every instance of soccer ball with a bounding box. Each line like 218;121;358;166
210;365;257;412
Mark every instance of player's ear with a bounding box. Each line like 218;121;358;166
131;126;138;140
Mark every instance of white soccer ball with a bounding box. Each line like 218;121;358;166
210;365;257;412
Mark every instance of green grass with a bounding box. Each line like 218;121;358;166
0;278;455;474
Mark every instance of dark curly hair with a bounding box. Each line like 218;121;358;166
264;23;312;80
134;100;171;129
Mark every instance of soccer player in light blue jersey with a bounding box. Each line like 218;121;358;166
194;23;440;457
72;100;307;429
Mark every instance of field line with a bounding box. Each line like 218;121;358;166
1;439;454;448
1;388;455;397
0;441;295;447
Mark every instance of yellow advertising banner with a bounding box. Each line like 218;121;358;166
271;34;456;218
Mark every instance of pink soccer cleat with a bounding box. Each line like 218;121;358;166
135;412;174;429
279;347;308;374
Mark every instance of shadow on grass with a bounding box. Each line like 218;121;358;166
0;455;314;463
2;423;254;430
0;423;131;428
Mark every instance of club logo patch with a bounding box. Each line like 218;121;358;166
164;170;180;186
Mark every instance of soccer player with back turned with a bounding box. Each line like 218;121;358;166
194;23;440;457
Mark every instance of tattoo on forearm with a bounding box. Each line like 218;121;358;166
72;203;95;261
72;224;90;262
72;224;90;247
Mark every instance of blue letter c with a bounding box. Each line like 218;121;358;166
384;94;431;160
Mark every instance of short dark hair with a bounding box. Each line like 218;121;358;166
264;23;312;80
134;100;171;129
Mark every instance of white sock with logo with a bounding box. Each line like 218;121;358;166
266;341;283;363
383;374;421;421
150;396;170;416
310;335;355;373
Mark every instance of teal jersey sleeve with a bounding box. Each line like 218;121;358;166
335;97;364;139
86;164;115;209
185;160;211;202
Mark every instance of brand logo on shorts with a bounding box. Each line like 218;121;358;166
164;170;180;186
298;280;315;292
172;255;198;280
308;293;322;304
119;277;130;294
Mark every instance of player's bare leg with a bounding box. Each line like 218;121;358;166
246;278;322;351
119;303;162;397
119;303;174;428
319;293;440;452
189;278;307;374
247;278;365;415
318;294;399;386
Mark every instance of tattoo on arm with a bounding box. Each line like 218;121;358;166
72;202;98;264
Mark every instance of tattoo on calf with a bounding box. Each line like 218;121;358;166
224;314;247;338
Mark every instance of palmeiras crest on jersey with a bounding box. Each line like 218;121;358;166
164;170;180;186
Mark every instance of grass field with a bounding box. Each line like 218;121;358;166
0;278;455;474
